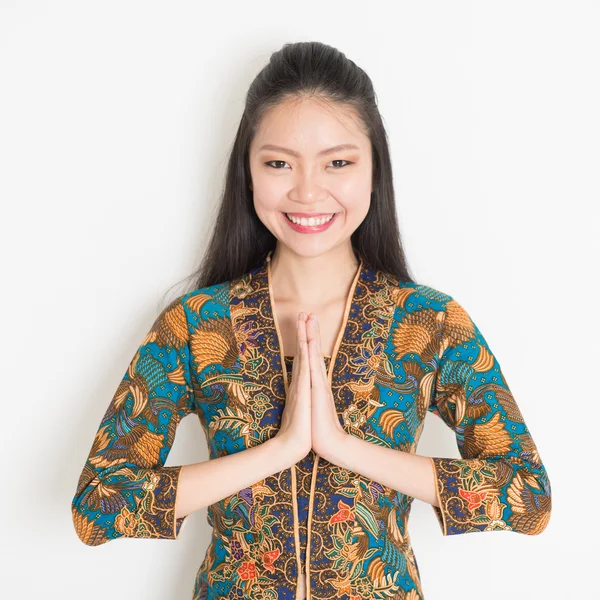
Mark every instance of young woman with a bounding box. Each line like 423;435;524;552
72;41;552;600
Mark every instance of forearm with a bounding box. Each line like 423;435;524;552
324;432;439;508
175;435;297;519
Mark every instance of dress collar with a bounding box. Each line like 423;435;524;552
229;251;400;438
265;251;363;390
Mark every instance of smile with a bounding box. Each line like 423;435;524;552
282;212;338;233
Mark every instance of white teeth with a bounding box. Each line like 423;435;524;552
285;213;335;226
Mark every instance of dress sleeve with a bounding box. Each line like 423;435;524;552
427;296;552;536
71;297;196;546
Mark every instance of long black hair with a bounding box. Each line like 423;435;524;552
169;41;416;301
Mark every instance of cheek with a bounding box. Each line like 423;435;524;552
252;191;280;221
252;172;287;211
252;185;285;236
333;176;371;219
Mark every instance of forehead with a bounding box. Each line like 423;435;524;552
252;96;369;151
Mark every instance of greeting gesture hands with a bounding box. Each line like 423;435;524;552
276;312;347;463
276;313;313;461
303;313;347;458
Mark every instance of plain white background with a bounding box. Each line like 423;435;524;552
1;1;598;598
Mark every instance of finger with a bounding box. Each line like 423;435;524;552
292;313;300;377
312;313;329;381
306;314;325;389
297;312;310;390
293;312;301;357
314;314;322;355
308;313;329;384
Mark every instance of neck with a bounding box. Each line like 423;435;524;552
268;245;360;305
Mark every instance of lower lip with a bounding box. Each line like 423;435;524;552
282;212;338;233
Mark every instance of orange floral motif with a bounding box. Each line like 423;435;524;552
458;488;488;511
330;499;355;524
261;549;280;573
237;561;257;580
114;506;136;536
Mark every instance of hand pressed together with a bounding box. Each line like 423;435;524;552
276;312;348;463
303;313;347;458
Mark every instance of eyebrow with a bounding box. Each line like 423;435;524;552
257;143;361;158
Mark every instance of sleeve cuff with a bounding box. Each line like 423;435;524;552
429;457;449;535
429;455;534;536
429;456;500;536
115;465;189;540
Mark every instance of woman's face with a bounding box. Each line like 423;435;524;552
248;96;373;259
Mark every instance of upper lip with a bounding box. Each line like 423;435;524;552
284;212;336;217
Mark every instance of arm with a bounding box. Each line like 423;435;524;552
426;296;552;536
321;431;439;508
72;297;303;546
324;296;552;537
71;297;197;546
174;435;298;519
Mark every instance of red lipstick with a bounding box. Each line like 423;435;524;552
282;211;338;234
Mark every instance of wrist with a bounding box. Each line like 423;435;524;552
316;428;351;465
270;433;309;467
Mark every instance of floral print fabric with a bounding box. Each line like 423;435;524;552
71;256;552;599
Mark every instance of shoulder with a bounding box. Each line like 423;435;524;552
164;280;235;326
387;280;477;337
390;280;457;313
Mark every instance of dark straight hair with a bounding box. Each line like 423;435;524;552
171;41;416;300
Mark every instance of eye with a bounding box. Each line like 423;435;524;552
265;160;290;169
265;159;354;170
329;159;352;169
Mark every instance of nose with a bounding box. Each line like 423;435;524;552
289;170;328;206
